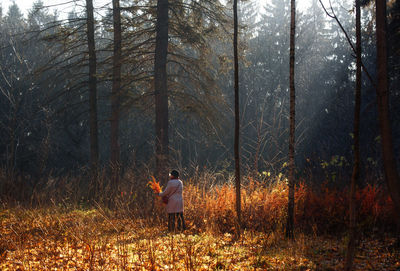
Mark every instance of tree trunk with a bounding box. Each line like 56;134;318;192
375;0;400;240
286;0;296;240
110;0;122;187
345;0;362;269
233;0;241;233
86;0;99;182
154;0;169;183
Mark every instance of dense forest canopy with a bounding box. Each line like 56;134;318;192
0;0;399;197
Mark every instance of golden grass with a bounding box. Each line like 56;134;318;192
0;172;397;270
183;177;395;234
0;207;398;270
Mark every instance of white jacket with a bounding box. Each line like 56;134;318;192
159;178;184;213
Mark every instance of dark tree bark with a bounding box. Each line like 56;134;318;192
154;0;169;183
233;0;241;233
286;0;296;240
345;0;362;269
110;0;122;186
375;0;400;241
86;0;99;180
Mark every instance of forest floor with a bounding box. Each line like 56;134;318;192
0;208;399;271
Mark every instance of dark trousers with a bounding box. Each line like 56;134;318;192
168;212;186;232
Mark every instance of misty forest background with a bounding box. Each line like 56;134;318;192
1;0;400;269
0;0;400;227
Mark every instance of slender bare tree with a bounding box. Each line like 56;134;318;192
110;0;122;187
375;0;400;242
233;0;241;233
345;0;362;269
286;0;296;240
86;0;99;181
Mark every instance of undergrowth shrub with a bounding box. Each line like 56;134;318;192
183;175;396;235
0;167;396;235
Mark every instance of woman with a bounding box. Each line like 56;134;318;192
158;170;186;232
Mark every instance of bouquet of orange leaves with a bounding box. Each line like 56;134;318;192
148;176;162;194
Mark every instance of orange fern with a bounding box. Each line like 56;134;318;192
148;176;162;193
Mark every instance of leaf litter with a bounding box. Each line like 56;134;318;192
0;208;399;270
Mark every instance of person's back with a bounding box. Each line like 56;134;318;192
158;170;186;231
162;178;183;214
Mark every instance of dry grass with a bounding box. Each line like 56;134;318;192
0;207;399;270
184;176;396;235
0;173;398;270
1;168;395;234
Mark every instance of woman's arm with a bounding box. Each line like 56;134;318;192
158;181;173;197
